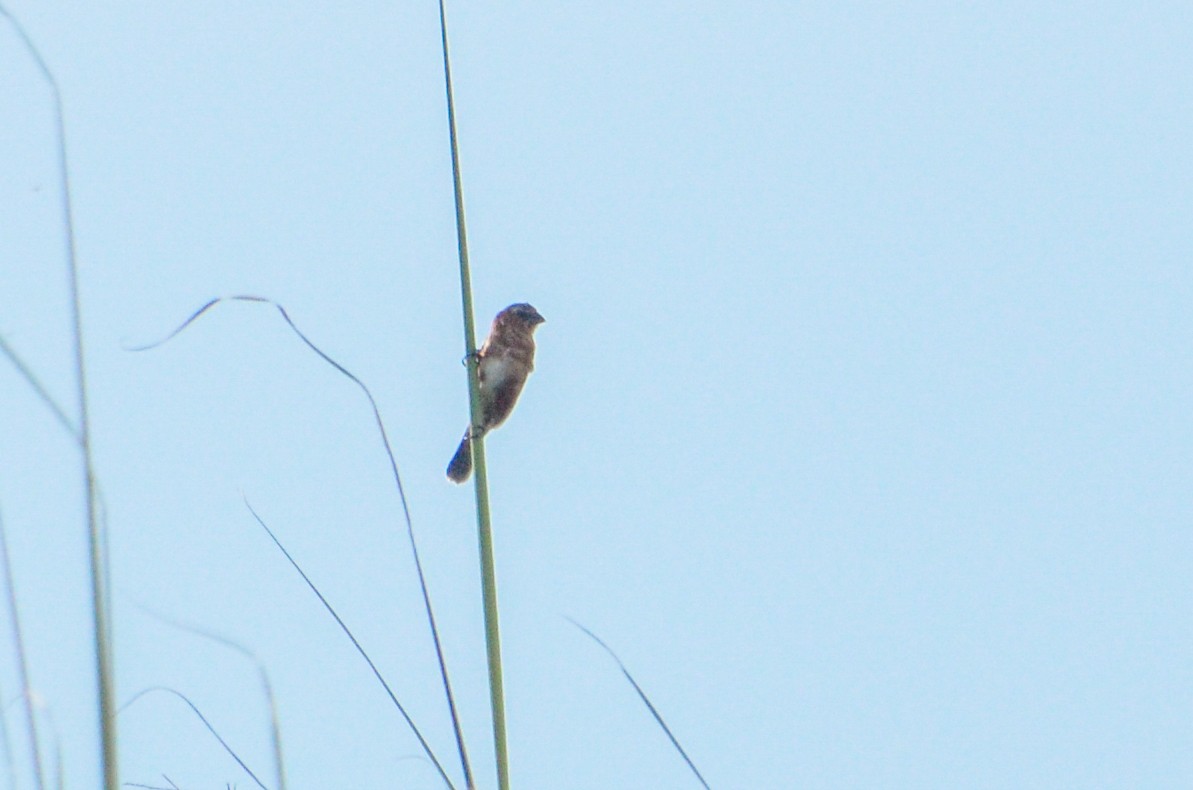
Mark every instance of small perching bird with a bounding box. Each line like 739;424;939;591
447;303;546;483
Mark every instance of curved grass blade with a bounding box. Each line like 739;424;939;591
566;617;711;789
135;606;287;790
119;687;268;790
129;295;473;788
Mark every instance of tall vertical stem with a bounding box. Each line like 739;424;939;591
437;2;510;788
0;9;119;787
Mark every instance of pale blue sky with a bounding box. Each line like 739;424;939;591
2;2;1191;788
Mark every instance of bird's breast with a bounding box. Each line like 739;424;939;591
480;355;514;389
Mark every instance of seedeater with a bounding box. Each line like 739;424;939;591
447;303;546;483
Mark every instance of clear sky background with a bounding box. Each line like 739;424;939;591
2;2;1191;788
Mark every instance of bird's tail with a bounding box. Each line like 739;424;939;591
446;432;472;483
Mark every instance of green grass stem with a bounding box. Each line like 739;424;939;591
0;508;45;790
0;8;118;788
436;2;510;788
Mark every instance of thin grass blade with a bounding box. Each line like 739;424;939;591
244;500;457;790
567;617;712;789
0;7;117;787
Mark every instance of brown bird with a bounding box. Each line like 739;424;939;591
447;303;546;483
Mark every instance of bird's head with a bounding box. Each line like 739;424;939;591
500;303;546;330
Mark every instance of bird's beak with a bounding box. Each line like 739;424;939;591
531;312;546;325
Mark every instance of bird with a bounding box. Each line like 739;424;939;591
447;303;545;483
